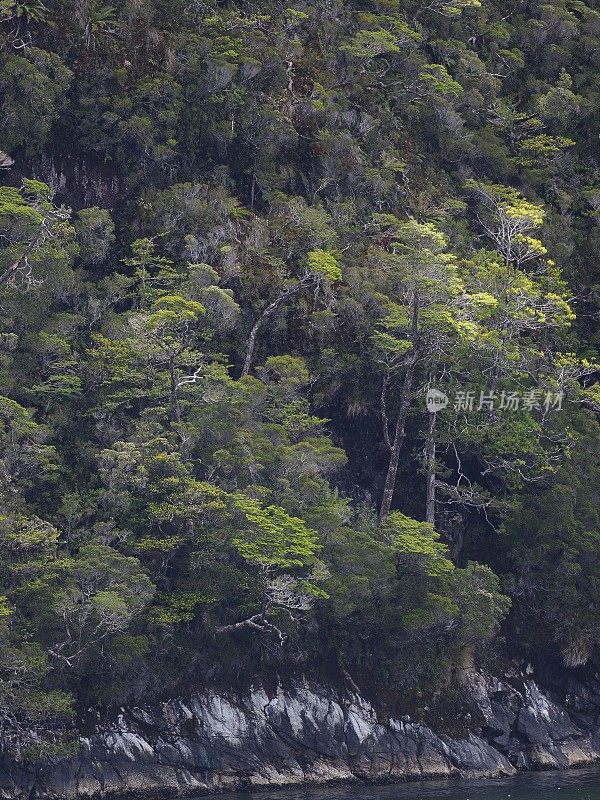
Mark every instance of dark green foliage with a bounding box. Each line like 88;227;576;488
501;409;600;669
0;0;598;759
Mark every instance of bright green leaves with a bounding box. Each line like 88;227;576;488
370;219;469;360
340;10;421;60
27;327;84;409
515;134;576;168
322;509;509;692
152;591;218;624
95;434;326;631
438;0;482;14
461;182;577;459
464;180;550;268
89;334;150;412
377;303;410;330
306;249;342;283
0;515;152;750
0;0;595;757
0;396;57;490
0;514;59;561
582;383;600;413
0;185;43;226
0;181;75;297
123;237;178;307
259;354;310;387
341;29;402;59
383;512;454;576
419;64;464;98
372;216;448;251
464;249;573;338
372;331;412;355
142;295;206;344
148;293;205;320
231;495;320;568
383;512;509;653
0;595;11;617
187;263;240;335
372;302;412;354
465;180;545;225
88;349;339;642
91;290;205;421
48;544;154;665
460;185;575;422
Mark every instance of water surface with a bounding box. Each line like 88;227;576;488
211;768;600;800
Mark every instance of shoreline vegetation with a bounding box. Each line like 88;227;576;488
0;0;599;794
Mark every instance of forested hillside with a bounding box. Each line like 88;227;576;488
0;0;599;760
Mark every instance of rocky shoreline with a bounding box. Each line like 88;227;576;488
1;670;599;799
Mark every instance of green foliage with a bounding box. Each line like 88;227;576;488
0;0;47;22
0;595;11;617
0;0;597;750
452;563;510;649
502;412;600;668
75;207;115;265
231;496;320;568
384;513;455;577
0;181;76;297
515;134;576;167
306;250;342;283
440;0;481;13
341;29;402;59
0;49;72;155
419;64;464;97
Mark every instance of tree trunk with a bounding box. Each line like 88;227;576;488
0;222;46;289
425;409;437;525
241;280;308;377
168;355;181;423
378;359;416;521
381;371;392;450
242;316;264;377
379;293;419;522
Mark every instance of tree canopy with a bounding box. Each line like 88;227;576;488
0;0;598;759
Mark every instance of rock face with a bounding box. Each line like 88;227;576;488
465;671;600;770
1;673;599;799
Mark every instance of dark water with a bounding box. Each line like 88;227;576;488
211;768;600;800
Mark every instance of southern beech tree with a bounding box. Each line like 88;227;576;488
0;0;598;762
370;218;496;521
0;180;75;292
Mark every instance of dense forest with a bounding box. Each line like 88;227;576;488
0;0;599;762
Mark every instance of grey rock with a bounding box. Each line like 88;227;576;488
466;670;600;770
2;673;600;799
517;682;580;745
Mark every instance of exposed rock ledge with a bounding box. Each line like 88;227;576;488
1;671;599;799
